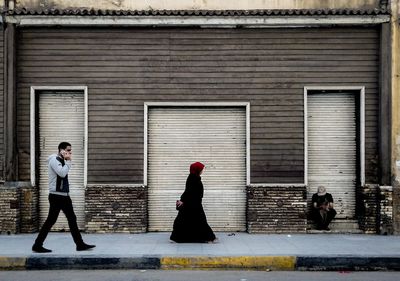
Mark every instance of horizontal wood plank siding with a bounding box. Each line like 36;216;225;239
16;27;379;184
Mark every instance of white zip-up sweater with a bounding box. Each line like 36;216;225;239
48;153;72;196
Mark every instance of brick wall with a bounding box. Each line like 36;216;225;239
0;182;38;234
1;181;393;234
0;184;20;234
380;186;393;235
358;184;379;234
394;185;400;234
357;185;394;235
85;184;147;233
19;184;39;233
247;185;307;233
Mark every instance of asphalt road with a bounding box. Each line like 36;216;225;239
1;270;400;281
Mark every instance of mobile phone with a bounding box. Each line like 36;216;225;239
60;149;66;156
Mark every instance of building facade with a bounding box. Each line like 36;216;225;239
0;0;398;234
391;0;400;234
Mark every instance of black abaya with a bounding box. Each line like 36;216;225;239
170;173;216;243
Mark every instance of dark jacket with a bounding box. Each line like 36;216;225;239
180;174;203;208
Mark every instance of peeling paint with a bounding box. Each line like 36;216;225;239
109;0;123;8
38;0;55;9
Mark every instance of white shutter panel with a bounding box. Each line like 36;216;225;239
307;93;356;218
148;107;247;231
39;92;85;230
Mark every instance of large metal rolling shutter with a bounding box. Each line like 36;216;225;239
307;93;356;218
148;107;247;231
39;92;85;230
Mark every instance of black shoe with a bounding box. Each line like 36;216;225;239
32;244;52;253
76;243;96;251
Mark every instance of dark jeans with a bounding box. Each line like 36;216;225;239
312;208;337;229
34;194;83;246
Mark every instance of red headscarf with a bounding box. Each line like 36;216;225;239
190;162;205;176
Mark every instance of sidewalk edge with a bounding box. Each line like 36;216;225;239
25;256;160;270
161;256;296;270
0;257;27;270
296;256;400;271
2;255;400;271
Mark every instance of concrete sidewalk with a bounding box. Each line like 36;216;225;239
1;232;400;271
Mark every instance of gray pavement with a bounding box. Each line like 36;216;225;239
1;232;400;271
1;270;400;281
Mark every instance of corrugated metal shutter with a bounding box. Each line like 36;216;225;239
39;92;85;230
148;107;247;231
307;93;356;218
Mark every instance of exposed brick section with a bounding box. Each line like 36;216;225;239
0;185;20;234
393;185;400;234
380;186;393;235
85;185;147;233
358;184;379;234
19;184;39;233
247;185;307;233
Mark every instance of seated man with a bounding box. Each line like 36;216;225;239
311;186;337;231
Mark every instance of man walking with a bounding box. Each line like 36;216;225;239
32;142;95;253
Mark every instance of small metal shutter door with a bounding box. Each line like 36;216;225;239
39;92;85;230
148;107;247;231
307;93;356;218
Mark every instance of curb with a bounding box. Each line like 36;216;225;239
26;256;161;270
161;256;296;270
1;256;400;271
296;256;400;271
0;257;26;270
0;256;160;270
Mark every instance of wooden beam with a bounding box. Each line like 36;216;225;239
4;23;17;181
379;23;392;185
5;15;390;27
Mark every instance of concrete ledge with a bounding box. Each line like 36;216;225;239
2;255;400;271
161;256;296;270
25;256;160;270
0;257;26;270
296;257;400;271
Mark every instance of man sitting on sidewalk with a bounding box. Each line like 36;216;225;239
311;186;337;231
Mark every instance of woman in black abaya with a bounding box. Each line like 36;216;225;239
170;162;217;243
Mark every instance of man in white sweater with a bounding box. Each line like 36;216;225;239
32;142;95;253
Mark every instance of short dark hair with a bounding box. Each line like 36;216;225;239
58;142;71;151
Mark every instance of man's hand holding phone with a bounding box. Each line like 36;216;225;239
61;149;72;161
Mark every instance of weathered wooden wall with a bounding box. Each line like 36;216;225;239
16;27;380;184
